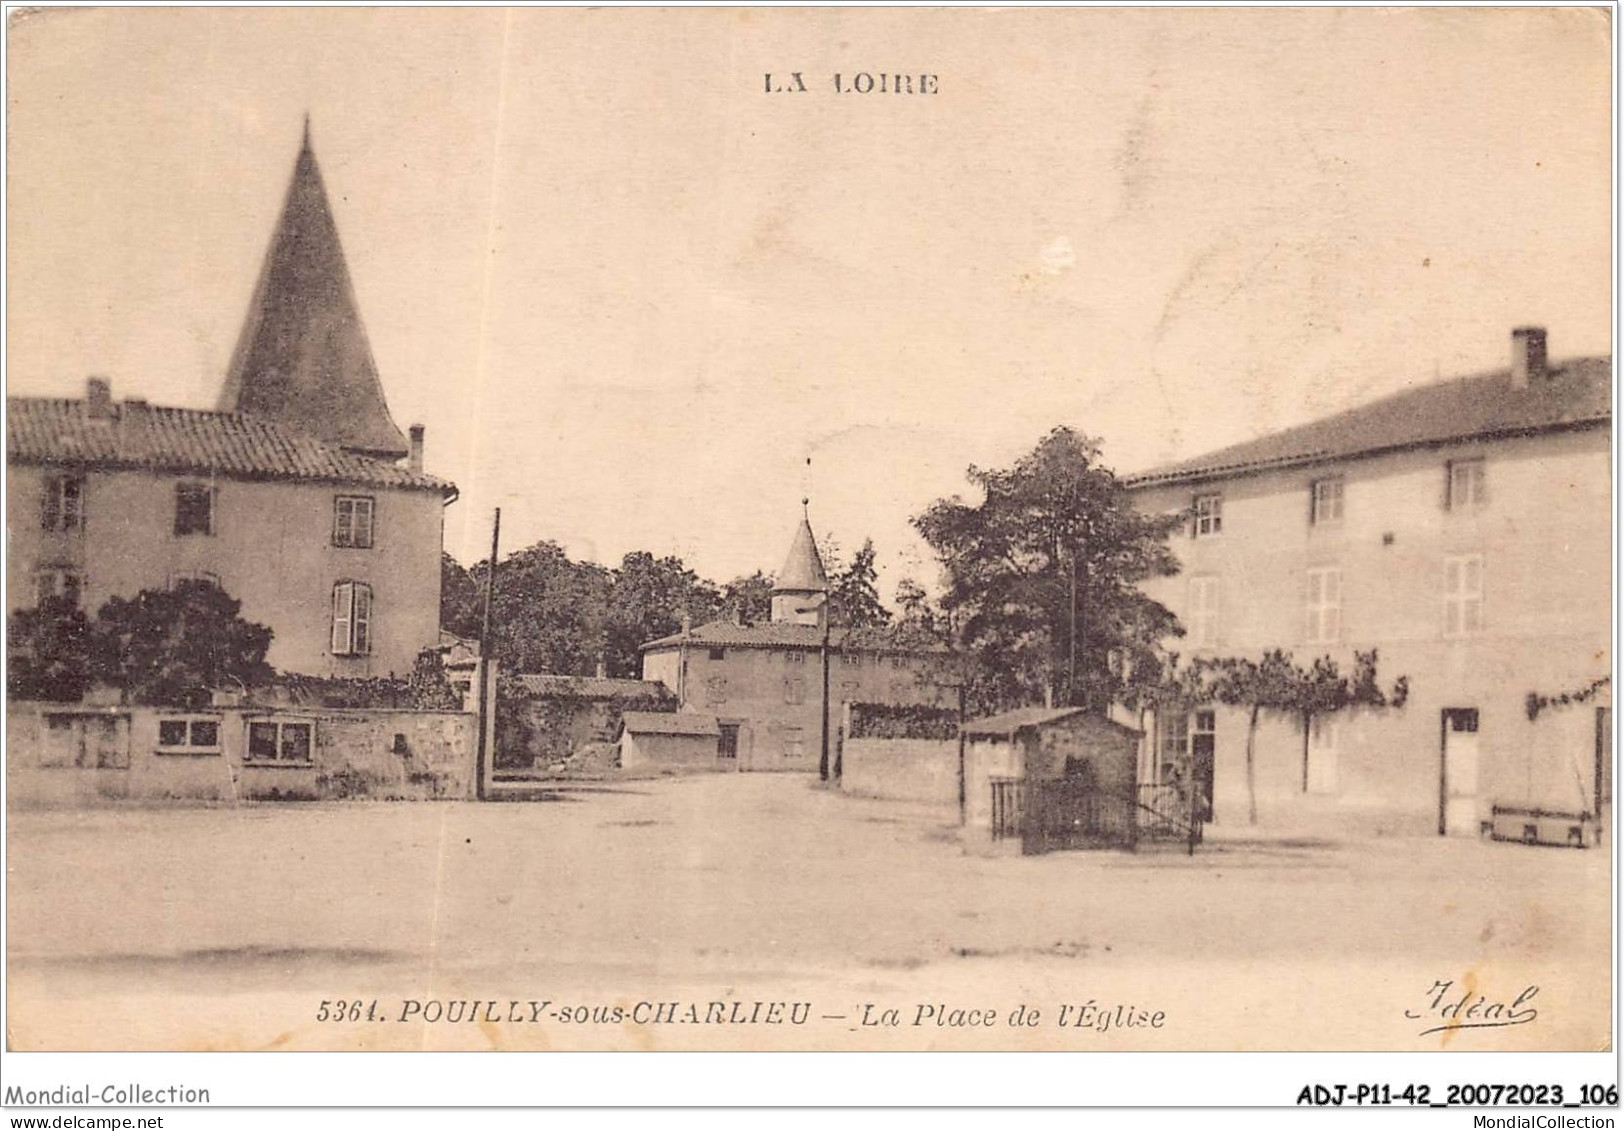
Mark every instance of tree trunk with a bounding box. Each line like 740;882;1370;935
1246;704;1260;826
1300;712;1312;793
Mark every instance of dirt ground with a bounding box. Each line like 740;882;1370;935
5;774;1612;1051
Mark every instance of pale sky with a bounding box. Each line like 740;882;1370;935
7;7;1612;596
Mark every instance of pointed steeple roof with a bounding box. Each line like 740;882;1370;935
218;122;410;460
774;508;828;593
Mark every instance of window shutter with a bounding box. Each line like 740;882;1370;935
353;584;372;655
334;498;351;546
41;480;59;531
331;582;354;654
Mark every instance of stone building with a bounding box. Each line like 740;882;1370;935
640;512;955;772
7;125;456;679
1125;328;1610;836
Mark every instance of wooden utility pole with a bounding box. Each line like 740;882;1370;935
957;681;968;826
474;507;500;802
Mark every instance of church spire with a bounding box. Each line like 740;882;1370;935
218;122;410;460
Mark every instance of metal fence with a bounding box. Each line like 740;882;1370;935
989;777;1204;854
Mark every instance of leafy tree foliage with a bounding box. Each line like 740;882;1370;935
90;581;275;708
914;427;1186;713
603;552;722;678
720;571;775;625
440;551;482;641
7;598;96;702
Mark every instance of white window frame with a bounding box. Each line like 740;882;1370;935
1447;459;1486;511
1444;553;1484;638
1310;478;1345;526
156;715;224;756
331;580;374;656
1188;574;1220;649
245;717;316;764
786;651;806;665
333;495;376;549
1193;493;1223;538
1305;566;1343;644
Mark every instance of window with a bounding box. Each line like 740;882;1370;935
707;647;726;661
41;476;85;532
782;728;807;761
1310;478;1344;525
246;719;314;764
156;716;223;755
890;656;906;669
1188;575;1220;649
783;677;807;705
330;581;373;656
704;676;728;706
1306;716;1339;794
1444;554;1484;637
40;712;129;769
332;496;375;548
786;651;806;665
35;568;82;608
841;653;863;668
1305;567;1342;644
174;483;214;536
1193;493;1223;538
1447;459;1486;511
839;679;860;701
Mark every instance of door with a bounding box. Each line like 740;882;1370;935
1441;709;1480;836
1190;710;1216;822
718;723;740;769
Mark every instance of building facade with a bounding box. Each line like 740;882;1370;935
7;126;456;681
640;514;955;772
1125;329;1610;836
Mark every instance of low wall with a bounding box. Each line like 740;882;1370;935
8;701;476;806
841;737;959;804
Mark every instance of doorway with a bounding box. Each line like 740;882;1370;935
718;723;740;769
1440;708;1480;836
1190;709;1216;822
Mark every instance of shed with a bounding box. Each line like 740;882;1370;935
962;707;1142;831
618;711;722;773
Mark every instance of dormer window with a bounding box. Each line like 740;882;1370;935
1193;493;1223;538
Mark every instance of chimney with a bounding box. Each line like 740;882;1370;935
407;424;425;472
1510;327;1548;389
595;657;608;680
86;376;113;420
731;603;746;627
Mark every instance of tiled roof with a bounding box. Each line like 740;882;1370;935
640;618;948;653
1124;357;1611;489
962;705;1091;738
7;397;455;495
511;674;673;700
619;711;719;737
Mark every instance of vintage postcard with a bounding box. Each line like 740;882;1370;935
3;3;1613;1071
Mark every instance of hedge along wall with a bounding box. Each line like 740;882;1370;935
846;701;960;740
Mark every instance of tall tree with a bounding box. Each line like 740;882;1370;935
828;538;891;629
914;427;1186;713
439;551;482;641
91;581;275;708
604;551;721;678
720;571;775;625
472;540;614;676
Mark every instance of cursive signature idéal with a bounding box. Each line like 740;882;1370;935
1404;980;1539;1037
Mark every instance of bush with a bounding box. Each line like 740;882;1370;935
848;702;960;740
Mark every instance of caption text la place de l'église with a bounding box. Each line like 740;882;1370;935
366;999;1166;1032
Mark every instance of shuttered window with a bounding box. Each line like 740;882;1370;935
331;580;374;656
